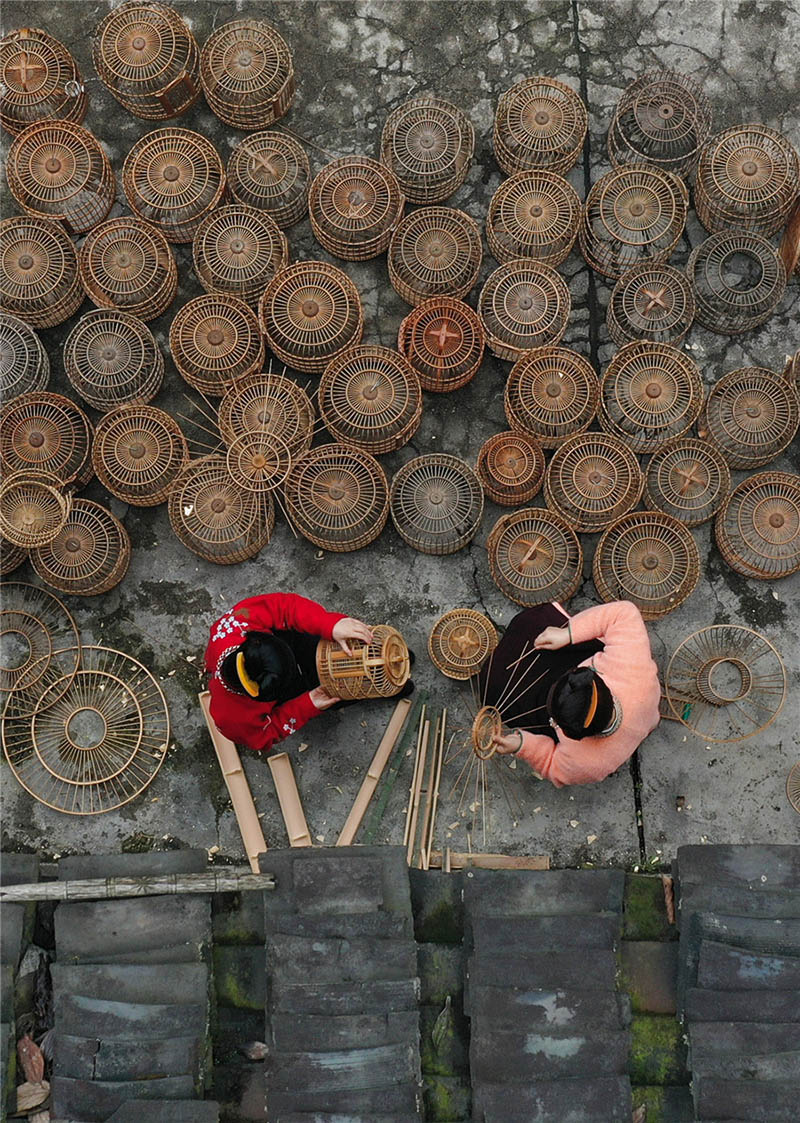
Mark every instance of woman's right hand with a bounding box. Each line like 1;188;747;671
310;686;341;710
534;625;571;651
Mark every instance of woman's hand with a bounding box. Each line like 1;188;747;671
332;617;374;656
534;625;571;651
310;686;341;710
493;730;524;755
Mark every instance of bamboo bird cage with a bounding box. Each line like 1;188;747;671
0;471;71;550
0;26;87;135
200;18;294;130
607;263;695;347
225;431;293;495
397;297;485;393
30;498;131;596
79;217;177;322
218;371;314;454
487;506;583;607
643;437;731;527
63;310;164;412
388;206;482;306
283;443;389;552
0;313;50;401
192;204;289;306
699;366;799;470
1;391;93;486
493;76;587;176
316;624;410;700
476;430;545;507
428;608;498;681
544;431;644;533
318;345;422;455
504;346;599;448
486;169;581;267
227;130;310;228
0;215;83;329
309;155;405;261
687;231;786;334
607;68;713;176
92;403;188;506
380;96;474;204
479;259;570;361
169;294;264;396
714;471;800;582
0;581;79;715
390;454;484;556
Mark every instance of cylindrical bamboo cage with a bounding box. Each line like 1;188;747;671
192;204;289;307
715;471;800;581
318;345;422;455
428;609;498;681
122;127;226;243
487;506;583;606
644;437;730;527
0;27;87;135
258;260;363;374
607;263;695;347
218;371;314;455
284;443;389;552
390;454;484;555
607;68;713;176
309;156;405;260
79;217;177;322
687;231;787;334
478;260;570;361
397;297;484;393
380;96;474;205
92;1;200;120
493;77;587;176
0;537;28;577
63;310;164;412
388;206;482;306
200;18;294;130
317;624;410;700
1;391;93;486
0;470;71;549
476;431;545;507
699;366;799;470
544;431;644;533
504;346;599;448
0;313;50;401
0;581;79;709
30;498;131;596
486;170;581;267
0;215;83;329
92;403;188;506
227;130;310;228
169;294;264;396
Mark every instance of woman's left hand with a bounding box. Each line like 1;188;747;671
493;730;523;755
332;617;374;655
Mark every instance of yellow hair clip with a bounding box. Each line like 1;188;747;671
583;679;599;728
236;651;259;698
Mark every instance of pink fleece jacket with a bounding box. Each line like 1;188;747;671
516;600;660;787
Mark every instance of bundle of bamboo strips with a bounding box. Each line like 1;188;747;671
404;704;447;868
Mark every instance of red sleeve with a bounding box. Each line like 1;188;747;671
208;678;320;753
232;593;345;640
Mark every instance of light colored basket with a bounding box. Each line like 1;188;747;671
30;498;131;596
504;346;599;448
92;403;188;506
428;608;498;681
390;454;484;555
388;206;482;306
1;390;93;486
169;294;264;396
0;215;83;329
284;443;389;553
318;345;422;455
493;76;587;176
476;431;545;507
607;263;695;347
192;204;289;307
643;438;731;527
0;313;50;401
63;309;164;411
687;231;786;334
486;170;581;266
544;431;644;533
380;96;474;204
487;506;583;606
699;366;799;470
317;624;410;699
714;471;800;582
309;155;405;260
607;67;712;176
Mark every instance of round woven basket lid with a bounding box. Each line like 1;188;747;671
644;437;731;526
218;371;314;454
227;130;310;227
0;215;83;329
63;309;164;412
599;340;703;453
608;68;713;175
788;763;800;815
687;230;786;335
200;18;294;130
494;76;588;175
390;454;484;555
428;608;499;680
0;470;71;549
380;96;475;204
665;625;786;744
319;345;422;455
79;216;177;321
607;263;695;347
479;259;570;361
0;312;50;401
487;506;583;606
2;644;169;815
192;204;288;306
544;431;644;533
258;260;363;374
388;206;482;306
714;471;800;581
504;346;599;448
0;537;28;577
593;509;700;619
476;430;545;507
169;294;264;396
0;581;80;716
92;403;188;507
1;390;92;485
397;297;485;393
700;366;799;470
486;169;581;266
284;443;389;552
309;155;405;260
0;26;86;135
31;498;131;597
225;431;293;494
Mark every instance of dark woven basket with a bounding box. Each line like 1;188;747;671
607;263;695;347
170;294;264;396
388;207;482;306
608;67;713;176
218;372;314;455
380;96;474;204
487;506;583;606
0;26;87;135
0;216;83;329
715;471;800;581
30;498;131;596
309;155;405;260
1;390;92;486
200;18;294;130
79;216;177;322
397;297;485;393
504;346;599;448
476;431;545;507
63;309;164;412
92;403;188;506
699;366;799;470
486;170;581;266
0;313;50;401
687;230;787;334
644;437;731;527
227;130;310;228
544;431;644;533
479;260;570;361
493;76;587;176
192;204;289;307
319;345;422;455
390;454;484;555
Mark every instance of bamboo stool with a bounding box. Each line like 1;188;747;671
0;538;28;577
486;170;581;267
644;438;731;527
0;581;79;713
428;609;498;681
31;498;131;596
380;96;474;204
388;206;482;306
493;76;587;176
92;403;188;506
0;313;50;401
1;391;93;486
479;260;570;361
0;26;87;135
192;204;289;306
476;431;545;507
487;507;583;606
699;366;799;470
169;294;264;396
218;372;314;455
544;432;644;533
504;346;599;448
687;231;786;334
318;345;422;455
63;310;164;412
607;263;695;347
608;68;712;176
316;625;410;700
714;471;800;581
283;443;389;552
227;131;310;228
390;454;484;556
79;217;177;322
92;1;200;120
0;215;83;329
309;155;405;261
397;297;485;393
200;18;294;130
0;471;71;549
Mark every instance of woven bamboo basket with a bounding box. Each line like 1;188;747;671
388;206;482;306
192;204;289;306
476;431;545;507
309;156;405;260
699;366;799;470
258;260;363;374
608;68;712;176
714;471;800;581
579;164;688;279
0;582;79;711
318;345;422;455
218;372;314;454
785;349;800;391
544;432;644;533
592;509;700;619
687;231;786;335
788;764;800;815
317;624;410;700
225;431;293;495
390;454;483;555
122;127;226;243
487;506;583;607
1;391;93;486
0;26;87;135
0;537;28;577
607;263;695;347
200;18;294;130
644;437;731;527
0;215;83;329
169;294;264;396
92;403;188;506
493;76;587;176
397;297;484;393
780;197;800;277
0;471;71;549
284;444;389;552
227;131;310;228
479;260;570;361
79;217;177;322
599;340;703;454
695;124;800;236
30;498;130;596
428;608;498;681
92;1;200;120
0;313;50;401
63;310;164;412
380;96;474;204
486;170;581;267
504;346;599;448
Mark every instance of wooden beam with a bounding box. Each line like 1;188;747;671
268;752;312;847
427;851;551;871
337;698;412;846
0;869;275;904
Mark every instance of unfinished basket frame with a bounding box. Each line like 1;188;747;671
63;309;164;412
1;391;93;486
0;581;80;713
79;217;178;322
0;26;87;135
487;506;583;607
317;624;410;700
476;430;545;507
644;437;731;527
607;263;695;347
608;68;713;176
699;366;799;470
0;471;71;549
169;294;264;396
390;454;484;556
428;609;498;681
380;96;474;204
504;346;599;448
397;297;485;393
30;498;131;597
544;431;644;533
225;431;293;495
92;403;188;507
486;170;581;267
192;204;289;306
218;371;314;455
284;443;389;552
714;471;800;582
227;130;310;228
318;345;422;455
309;155;405;260
687;230;787;335
0;313;50;401
479;259;570;361
493;76;588;176
200;18;294;130
0;215;83;329
388;206;482;306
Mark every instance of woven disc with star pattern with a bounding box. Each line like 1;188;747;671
428;608;498;680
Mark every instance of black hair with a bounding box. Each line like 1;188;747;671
546;666;614;741
221;631;301;704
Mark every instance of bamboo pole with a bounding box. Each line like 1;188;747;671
362;691;426;844
405;718;429;865
336;698;412;846
416;714;440;870
402;704;427;848
427;851;550;871
425;708;447;869
268;752;313;847
0;870;275;904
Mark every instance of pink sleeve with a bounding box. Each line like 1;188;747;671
568;600;648;651
515;733;566;786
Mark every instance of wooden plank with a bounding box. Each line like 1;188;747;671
1;870;274;904
362;692;426;844
427;850;550;871
337;698;412;846
424;708;446;869
268;753;312;847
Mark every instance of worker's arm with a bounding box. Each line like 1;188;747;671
565;600;647;650
233;592;346;640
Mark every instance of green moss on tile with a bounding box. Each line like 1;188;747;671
423;1074;471;1121
630;1014;688;1086
624;874;675;940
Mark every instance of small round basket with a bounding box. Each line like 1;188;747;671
30;498;130;596
0;26;87;135
476;431;545;507
714;471;800;582
643;438;731;527
0;215;83;329
92;403;188;506
607;68;713;176
380;96;474;204
200;18;294;130
0;471;71;550
0;313;50;401
390;454;484;555
487;506;583;606
479;260;570;361
544;431;644;533
318;345;422;455
218;372;314;455
1;391;93;486
397;297;485;393
63;310;164;411
317;624;410;700
169;294;264;396
607;263;695;347
493;76;587;176
284;443;389;552
227;130;310;228
504;346;599;448
388;206;482;306
79;217;177;322
687;231;787;334
486;170;581;267
309;155;404;261
699;366;799;470
428;609;498;681
192;204;288;306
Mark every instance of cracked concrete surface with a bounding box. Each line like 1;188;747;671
0;0;798;869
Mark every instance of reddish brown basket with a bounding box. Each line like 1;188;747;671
63;309;164;412
0;313;50;401
30;498;130;596
644;437;731;527
225;431;293;496
428;608;498;681
170;294;264;396
0;215;83;329
122;127;226;243
0;26;87;135
309;156;405;261
192;204;289;307
388;207;482;306
380;96;474;204
319;345;422;455
93;403;188;506
780;197;800;277
79;217;177;322
493;77;587;176
397;297;485;393
687;230;786;334
487;507;583;606
476;431;545;507
544;431;644;533
607;263;695;347
1;391;92;486
227;130;310;228
608;68;713;176
390;454;484;555
479;260;570;361
200;18;294;130
504;346;599;448
0;470;71;549
218;371;314;455
486;170;581;267
699;366;799;470
284;443;389;552
92;1;200;120
715;471;800;581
